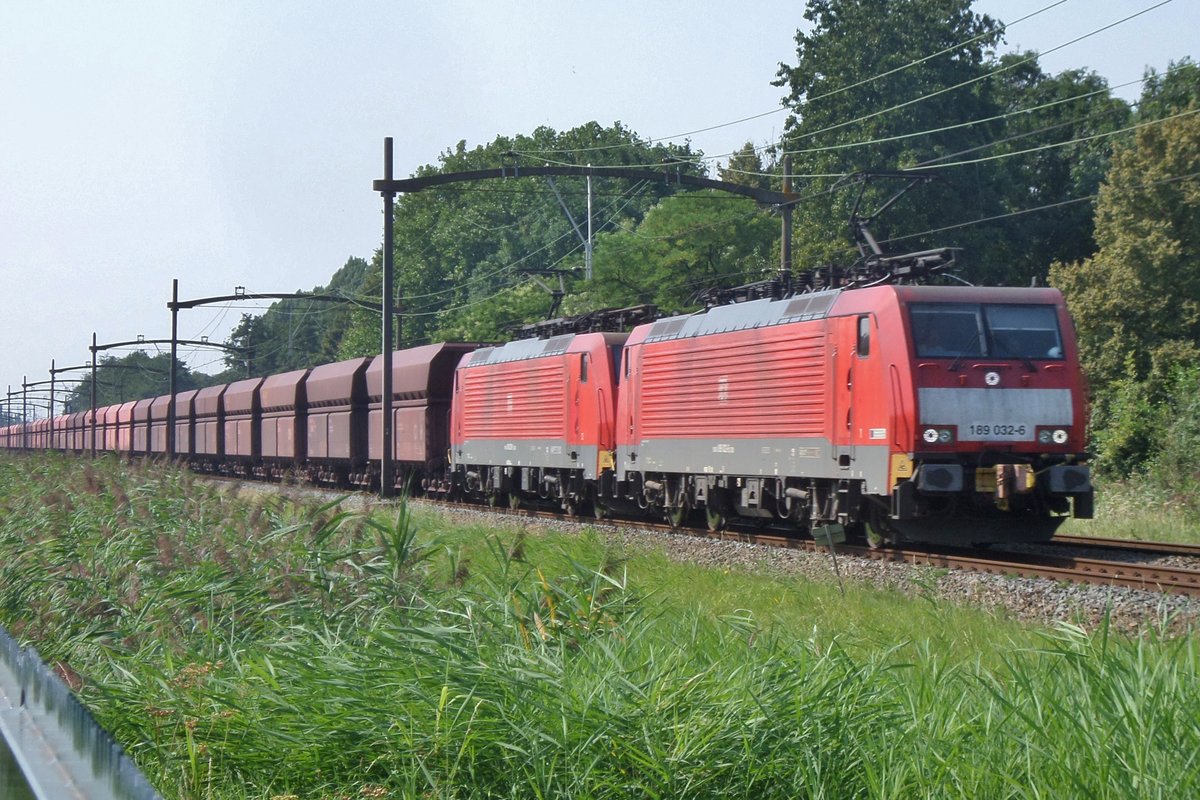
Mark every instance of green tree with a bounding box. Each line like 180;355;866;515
337;122;704;348
579;192;778;314
224;256;373;373
774;0;1004;271
1049;108;1200;472
718;142;775;191
1136;59;1200;121
772;0;1138;287
64;352;207;411
982;55;1130;284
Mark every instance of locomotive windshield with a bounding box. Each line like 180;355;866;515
910;303;1063;360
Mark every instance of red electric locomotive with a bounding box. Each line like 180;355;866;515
450;331;626;514
610;284;1091;544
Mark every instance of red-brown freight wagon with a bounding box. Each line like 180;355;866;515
149;395;172;456
259;368;310;479
304;357;370;486
366;342;482;492
223;377;264;476
193;385;227;469
173;389;199;459
132;398;154;456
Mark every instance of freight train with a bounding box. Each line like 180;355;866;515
0;284;1093;546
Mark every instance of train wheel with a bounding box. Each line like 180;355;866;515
508;492;521;511
486;491;501;509
666;503;688;529
865;505;898;549
706;507;726;532
593;499;609;520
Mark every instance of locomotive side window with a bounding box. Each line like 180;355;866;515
985;304;1064;360
580;353;590;383
857;315;870;357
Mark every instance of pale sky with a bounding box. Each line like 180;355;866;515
1;0;1194;415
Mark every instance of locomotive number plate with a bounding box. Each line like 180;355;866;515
965;422;1030;441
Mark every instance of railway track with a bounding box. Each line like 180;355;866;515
1049;533;1200;559
872;543;1200;597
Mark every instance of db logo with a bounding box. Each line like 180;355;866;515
985;371;1001;386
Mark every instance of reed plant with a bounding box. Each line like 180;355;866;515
0;453;1196;799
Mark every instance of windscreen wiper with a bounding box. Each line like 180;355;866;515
948;332;981;372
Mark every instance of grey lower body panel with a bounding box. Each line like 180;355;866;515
454;439;601;480
619;437;890;495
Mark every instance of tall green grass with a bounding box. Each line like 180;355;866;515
1;454;1197;799
1061;476;1200;543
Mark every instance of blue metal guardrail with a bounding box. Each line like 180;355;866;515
0;623;162;800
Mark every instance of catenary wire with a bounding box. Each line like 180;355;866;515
511;0;1070;158
910;106;1200;170
880;170;1200;244
777;1;1174;154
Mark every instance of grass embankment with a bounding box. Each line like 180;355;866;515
1061;477;1200;543
0;454;1197;799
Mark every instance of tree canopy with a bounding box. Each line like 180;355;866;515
771;0;1127;285
63;351;209;413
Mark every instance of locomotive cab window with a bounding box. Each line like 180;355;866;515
910;303;1064;360
857;315;870;357
985;304;1063;360
580;353;590;383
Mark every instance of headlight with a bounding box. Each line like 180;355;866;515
1038;427;1070;445
923;427;954;445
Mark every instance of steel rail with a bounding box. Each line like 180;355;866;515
1050;533;1200;559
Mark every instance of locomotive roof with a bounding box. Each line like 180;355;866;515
642;289;843;344
465;331;625;367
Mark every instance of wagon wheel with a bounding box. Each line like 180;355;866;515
705;507;726;532
508;492;522;511
593;497;609;520
486;491;501;509
564;497;580;517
